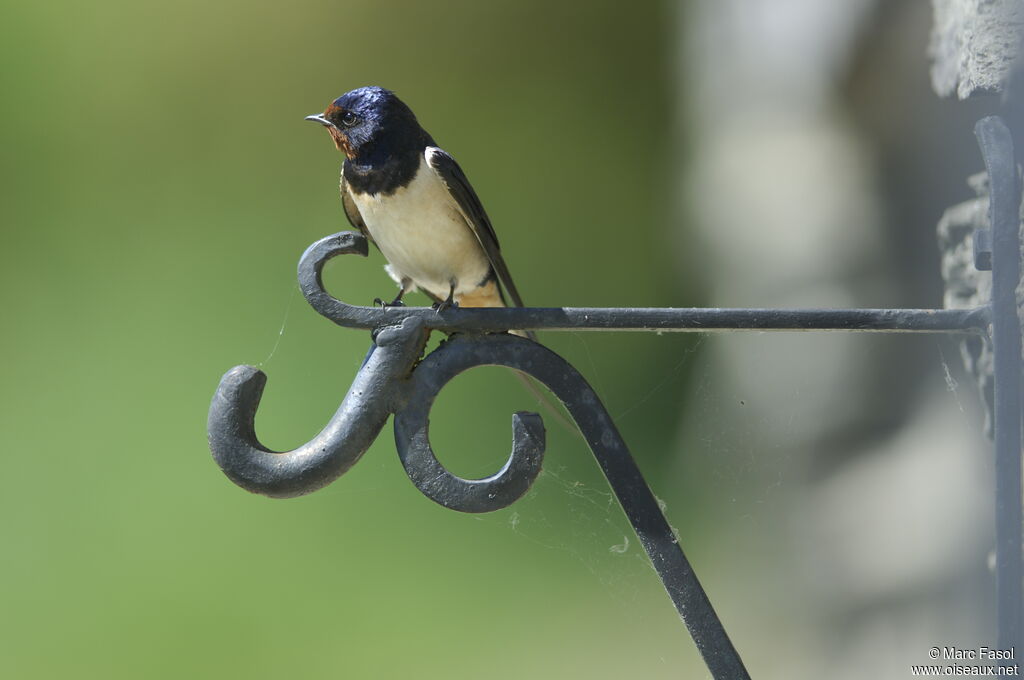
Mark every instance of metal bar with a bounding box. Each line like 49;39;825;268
299;231;990;334
393;333;750;679
336;304;989;334
977;115;1023;652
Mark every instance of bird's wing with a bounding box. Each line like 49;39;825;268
424;146;525;307
339;173;374;244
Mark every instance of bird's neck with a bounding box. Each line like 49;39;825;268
344;139;424;196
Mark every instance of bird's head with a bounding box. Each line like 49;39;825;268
305;86;423;161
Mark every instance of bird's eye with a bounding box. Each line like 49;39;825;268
341;111;358;127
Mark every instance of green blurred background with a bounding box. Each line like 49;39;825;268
0;1;721;677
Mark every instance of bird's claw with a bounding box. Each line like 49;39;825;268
374;297;406;309
432;299;458;313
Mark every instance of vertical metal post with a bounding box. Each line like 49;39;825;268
976;115;1023;651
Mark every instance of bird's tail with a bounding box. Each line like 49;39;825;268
458;284;578;437
458;280;535;340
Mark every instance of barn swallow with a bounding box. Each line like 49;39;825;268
305;86;527;317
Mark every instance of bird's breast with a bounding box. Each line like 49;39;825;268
348;155;491;300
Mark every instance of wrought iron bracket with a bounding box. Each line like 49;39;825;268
207;117;1019;677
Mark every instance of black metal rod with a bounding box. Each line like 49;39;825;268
977;115;1023;651
207;316;427;498
299;232;990;335
392;333;750;679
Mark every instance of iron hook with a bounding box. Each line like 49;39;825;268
206;315;427;498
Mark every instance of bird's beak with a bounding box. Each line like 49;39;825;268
306;112;351;155
305;113;333;127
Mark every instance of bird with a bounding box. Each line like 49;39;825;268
304;86;528;319
306;87;576;434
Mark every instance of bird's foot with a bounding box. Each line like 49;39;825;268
433;283;457;313
432;298;458;313
373;295;406;309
